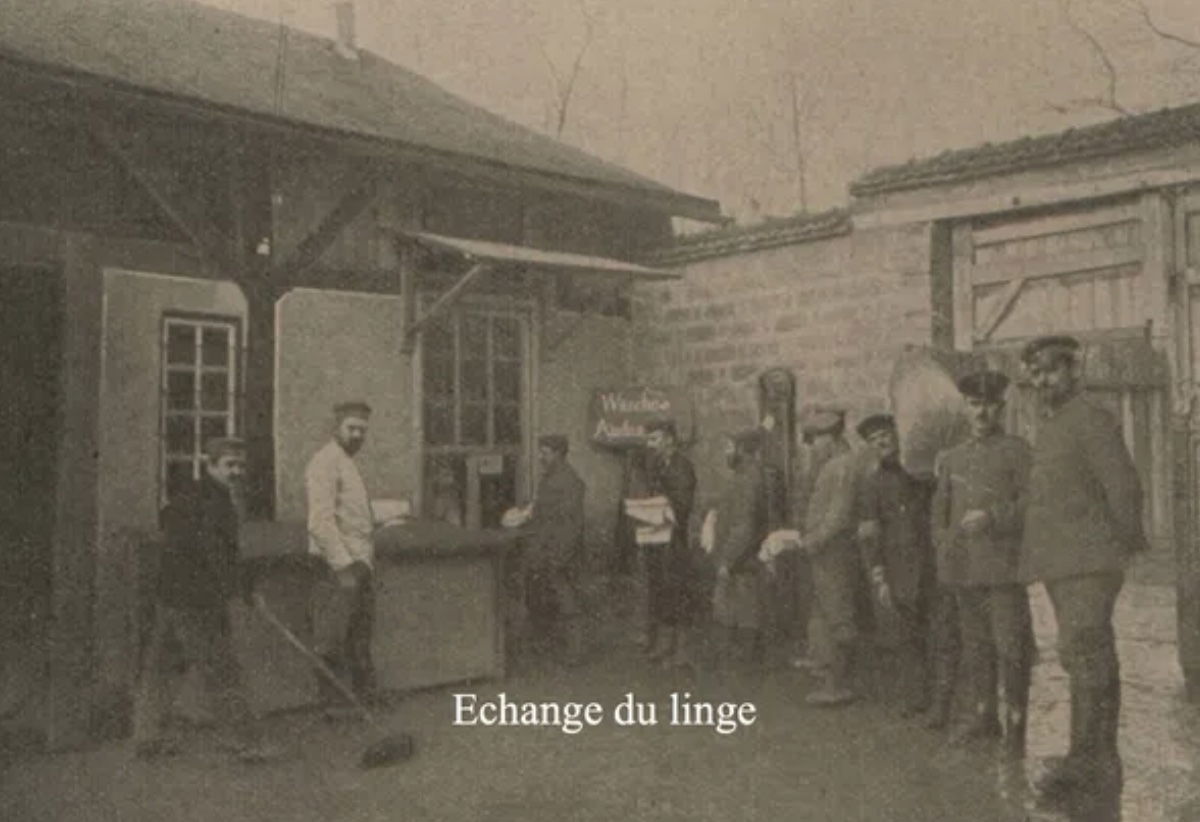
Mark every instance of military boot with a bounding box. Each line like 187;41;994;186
806;641;856;707
1035;685;1096;803
950;659;1000;746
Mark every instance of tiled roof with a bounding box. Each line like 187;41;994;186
851;102;1200;197
648;209;850;265
0;0;719;220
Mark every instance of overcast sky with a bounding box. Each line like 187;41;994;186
200;0;1199;222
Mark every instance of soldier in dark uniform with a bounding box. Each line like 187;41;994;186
710;428;769;668
644;419;698;668
857;413;937;717
1020;336;1148;805
932;371;1034;755
525;434;587;665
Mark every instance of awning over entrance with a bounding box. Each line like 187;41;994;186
393;230;680;353
399;230;681;280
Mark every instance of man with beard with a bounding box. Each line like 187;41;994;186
762;412;860;705
133;437;277;761
932;370;1033;755
643;420;697;668
710;428;769;669
1021;336;1147;806
524;434;587;665
305;401;377;703
857;414;937;718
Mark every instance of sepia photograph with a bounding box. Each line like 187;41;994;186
0;0;1199;819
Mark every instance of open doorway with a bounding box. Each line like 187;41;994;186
0;265;63;725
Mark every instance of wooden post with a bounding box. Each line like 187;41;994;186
241;278;280;521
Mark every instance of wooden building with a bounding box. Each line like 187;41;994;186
0;0;719;749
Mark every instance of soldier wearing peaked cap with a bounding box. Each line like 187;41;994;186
932;370;1034;754
1019;335;1148;803
857;413;939;718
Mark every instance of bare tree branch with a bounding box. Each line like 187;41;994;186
535;0;597;139
1133;0;1200;50
1058;0;1132;115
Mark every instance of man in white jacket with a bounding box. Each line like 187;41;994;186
305;400;376;702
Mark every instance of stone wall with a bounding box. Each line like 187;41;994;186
633;219;934;505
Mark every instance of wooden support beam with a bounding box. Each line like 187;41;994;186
88;118;230;272
274;163;386;280
974;276;1028;344
404;262;490;349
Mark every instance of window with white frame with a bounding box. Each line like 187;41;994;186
160;315;240;504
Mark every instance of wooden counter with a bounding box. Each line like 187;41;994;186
232;520;515;714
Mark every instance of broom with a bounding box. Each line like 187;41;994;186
251;593;415;769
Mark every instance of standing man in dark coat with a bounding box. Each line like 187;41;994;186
857;413;937;717
710;428;769;668
644;419;698;668
132;437;275;762
932;371;1034;755
525;434;587;665
1021;336;1148;804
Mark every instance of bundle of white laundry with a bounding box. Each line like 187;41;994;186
624;496;675;546
501;505;533;528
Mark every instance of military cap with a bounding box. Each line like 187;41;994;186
855;413;896;441
645;419;678;439
1020;335;1080;364
538;434;569;455
333;400;373;420
957;370;1010;403
730;427;765;454
800;404;847;437
204;436;247;460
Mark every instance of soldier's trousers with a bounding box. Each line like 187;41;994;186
132;604;260;748
312;569;377;698
1045;571;1123;776
956;584;1033;723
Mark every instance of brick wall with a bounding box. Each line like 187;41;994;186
633;219;934;504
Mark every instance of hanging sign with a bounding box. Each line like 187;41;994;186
588;385;694;449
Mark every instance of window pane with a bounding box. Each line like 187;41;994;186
164;415;195;455
166;324;195;364
495;404;521;445
201;372;230;411
165;460;195;500
167;371;195;410
494;361;521;403
200;416;230;450
462;316;488;360
461;359;487;401
493;317;520;360
423;357;454;397
202;326;231;366
462;403;487;445
424;401;454;445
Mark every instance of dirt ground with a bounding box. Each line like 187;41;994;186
2;581;1198;822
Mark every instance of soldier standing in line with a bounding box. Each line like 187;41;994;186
931;370;1034;755
710;428;770;669
643;419;698;668
761;414;861;706
857;413;937;717
1020;336;1148;807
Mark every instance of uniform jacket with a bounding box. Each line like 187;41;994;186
649;450;696;553
859;459;935;605
713;460;767;574
802;445;860;555
305;440;374;571
530;458;586;570
1021;393;1148;583
158;475;243;611
931;432;1031;587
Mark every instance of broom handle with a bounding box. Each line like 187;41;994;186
251;593;372;720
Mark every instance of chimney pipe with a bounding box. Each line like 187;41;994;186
334;1;358;60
